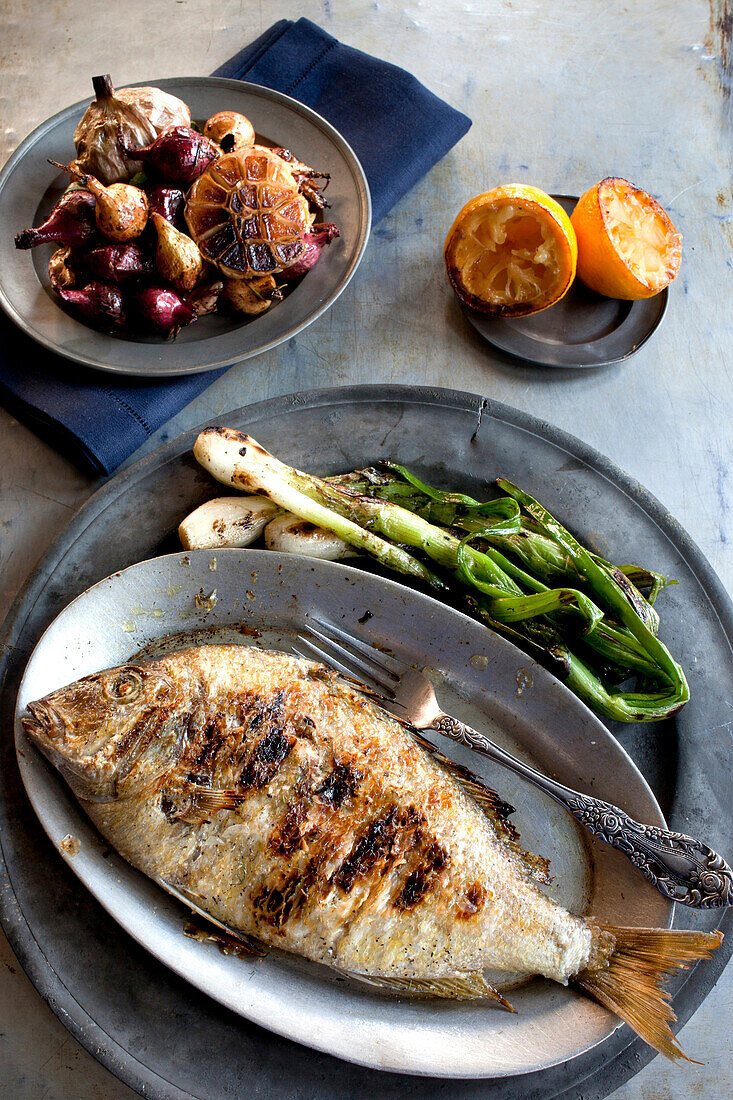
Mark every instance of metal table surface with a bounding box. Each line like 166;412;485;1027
0;1;731;1097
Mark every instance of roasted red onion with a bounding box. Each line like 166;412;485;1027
146;184;185;227
133;285;196;336
86;241;153;283
15;189;96;250
280;223;340;279
124;127;218;185
57;281;125;330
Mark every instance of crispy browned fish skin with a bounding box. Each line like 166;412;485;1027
23;643;721;1059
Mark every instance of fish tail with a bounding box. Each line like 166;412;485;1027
575;925;723;1062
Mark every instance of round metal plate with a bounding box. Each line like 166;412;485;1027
14;549;670;1079
0;386;730;1100
0;77;371;377
461;197;668;368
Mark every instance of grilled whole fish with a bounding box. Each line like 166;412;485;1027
23;643;720;1060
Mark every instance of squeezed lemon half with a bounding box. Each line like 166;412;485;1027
571;178;681;300
444;185;578;317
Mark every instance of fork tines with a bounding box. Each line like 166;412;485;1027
295;617;402;698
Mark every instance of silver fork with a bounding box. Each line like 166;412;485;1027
295;618;733;910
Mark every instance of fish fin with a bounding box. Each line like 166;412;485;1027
190;785;244;813
408;731;516;824
156;877;253;940
183;918;269;958
408;730;552;885
575;925;723;1062
352;972;515;1010
508;846;552;886
161;784;245;824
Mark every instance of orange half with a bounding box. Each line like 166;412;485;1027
444;185;578;317
571;178;681;300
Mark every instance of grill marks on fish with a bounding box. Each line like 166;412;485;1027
260;794;450;934
332;804;449;911
270;789;312;856
158;689;301;823
265;758;367;916
110;667;493;935
268;751;363;849
314;759;363;808
252;858;322;931
393;837;449;911
230;689;297;791
188;715;228;778
251;875;300;930
334;808;402;893
240;724;295;789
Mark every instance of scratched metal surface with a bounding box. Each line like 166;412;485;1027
0;1;731;1098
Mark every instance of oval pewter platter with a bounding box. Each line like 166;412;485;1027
0;77;371;376
0;385;731;1100
14;549;671;1079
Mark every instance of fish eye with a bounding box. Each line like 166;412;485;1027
104;671;142;703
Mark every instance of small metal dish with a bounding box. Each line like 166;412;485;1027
462;196;668;369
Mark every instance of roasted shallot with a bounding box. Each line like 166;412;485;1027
146;185;185;227
222;275;282;315
280;223;340;279
14;188;96;250
151;212;204;292
203;111;255;153
51;161;148;241
48;247;78;289
133;285;196;336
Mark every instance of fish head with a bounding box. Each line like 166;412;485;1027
22;661;175;802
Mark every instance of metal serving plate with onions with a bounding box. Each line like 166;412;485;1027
0;77;370;376
14;547;671;1079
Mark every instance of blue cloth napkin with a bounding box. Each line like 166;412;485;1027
0;20;471;475
215;18;472;224
0;313;222;475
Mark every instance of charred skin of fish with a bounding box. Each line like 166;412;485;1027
22;643;722;1062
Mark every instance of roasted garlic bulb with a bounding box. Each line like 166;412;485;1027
72;75;191;184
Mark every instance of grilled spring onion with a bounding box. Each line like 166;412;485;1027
264;512;355;560
192;429;445;590
178;495;278;551
193;427;688;723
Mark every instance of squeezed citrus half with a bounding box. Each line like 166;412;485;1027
444;185;578;317
571;178;681;299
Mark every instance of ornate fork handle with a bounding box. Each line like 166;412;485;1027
432;714;733;910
